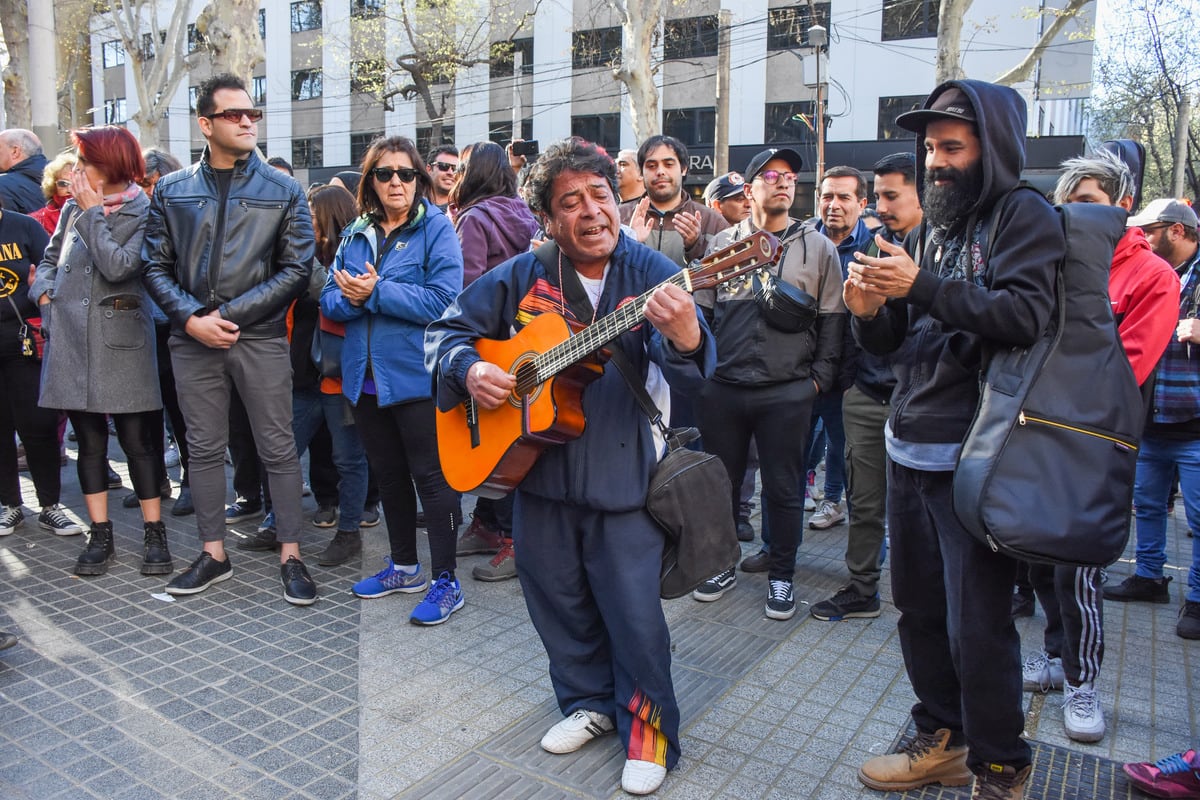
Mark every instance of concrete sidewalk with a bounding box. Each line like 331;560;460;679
0;444;1195;799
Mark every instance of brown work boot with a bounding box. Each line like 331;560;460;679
455;514;503;555
858;728;971;791
972;763;1031;799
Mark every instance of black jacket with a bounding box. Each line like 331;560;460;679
0;154;49;214
142;148;313;339
852;79;1065;446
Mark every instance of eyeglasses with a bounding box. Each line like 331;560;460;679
757;170;796;186
205;108;263;123
1140;223;1171;234
430;161;457;173
55;179;71;188
371;166;419;183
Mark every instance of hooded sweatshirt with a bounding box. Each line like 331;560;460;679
1109;226;1179;386
852;79;1065;469
455;194;539;287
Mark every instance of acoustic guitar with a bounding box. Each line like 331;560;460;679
436;231;782;497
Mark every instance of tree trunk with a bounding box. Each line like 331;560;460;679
0;0;31;128
197;0;265;85
934;0;971;84
612;0;663;141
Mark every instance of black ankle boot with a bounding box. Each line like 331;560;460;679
75;521;115;576
141;520;173;576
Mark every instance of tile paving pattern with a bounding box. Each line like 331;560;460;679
1;454;1196;798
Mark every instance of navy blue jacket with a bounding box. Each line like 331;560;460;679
0;154;48;214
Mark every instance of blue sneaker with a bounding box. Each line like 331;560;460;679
352;558;428;599
410;572;464;626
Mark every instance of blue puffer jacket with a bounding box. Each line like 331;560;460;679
321;199;463;407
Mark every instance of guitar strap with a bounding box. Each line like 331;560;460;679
534;239;669;434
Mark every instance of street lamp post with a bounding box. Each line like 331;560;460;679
807;23;827;209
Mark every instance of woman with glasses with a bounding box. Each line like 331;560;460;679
321;135;465;624
30;152;76;237
31;126;167;576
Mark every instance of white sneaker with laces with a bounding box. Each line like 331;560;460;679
1021;651;1065;692
622;759;667;795
38;504;83;536
809;499;847;529
0;505;23;536
1063;681;1106;742
540;709;615;754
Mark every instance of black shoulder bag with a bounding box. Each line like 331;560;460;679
552;247;740;599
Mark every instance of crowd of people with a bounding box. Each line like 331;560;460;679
0;73;1198;798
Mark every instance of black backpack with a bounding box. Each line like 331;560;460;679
952;194;1143;567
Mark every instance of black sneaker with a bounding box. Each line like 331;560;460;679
810;584;882;621
1103;574;1171;604
171;487;194;517
1011;591;1035;618
106;465;123;489
739;550;770;573
281;556;317;606
692;568;736;602
225;498;263;524
766;579;796;620
236;525;279;552
317;530;362;566
1178;601;1200;640
736;517;754;542
165;552;233;595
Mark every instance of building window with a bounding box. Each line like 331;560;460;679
490;38;534;78
252;76;267;106
291;1;322;33
882;0;938;41
187;24;206;54
415;126;455;158
664;107;716;147
663;16;719;60
102;40;125;69
352;0;384;18
350;131;382;167
140;33;156;60
188;85;199;113
258;8;266;38
488;119;533;145
103;97;127;124
190;148;204;164
291;68;323;100
570;113;620;153
877;95;925;140
351;59;385;94
572;27;621;70
767;4;831;50
292;137;323;169
765;101;818;144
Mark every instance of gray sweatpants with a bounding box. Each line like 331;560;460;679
169;335;303;544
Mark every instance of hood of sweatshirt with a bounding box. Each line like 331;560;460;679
459;195;538;254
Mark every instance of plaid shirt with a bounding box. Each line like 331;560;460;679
1151;249;1200;424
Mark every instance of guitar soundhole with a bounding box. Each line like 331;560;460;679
510;355;543;408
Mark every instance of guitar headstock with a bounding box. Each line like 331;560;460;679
686;230;782;291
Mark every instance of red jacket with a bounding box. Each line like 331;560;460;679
1110;226;1179;386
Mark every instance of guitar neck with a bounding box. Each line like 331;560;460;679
532;271;691;385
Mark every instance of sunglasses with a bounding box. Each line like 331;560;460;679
758;170;796;186
371;166;419;183
205;108;264;123
430;161;457;173
55;179;72;188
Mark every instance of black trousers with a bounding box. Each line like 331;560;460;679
0;353;61;508
155;323;189;486
697;378;816;582
888;463;1030;771
1029;564;1105;684
351;394;459;574
69;410;160;499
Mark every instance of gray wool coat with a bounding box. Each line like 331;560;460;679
30;193;162;413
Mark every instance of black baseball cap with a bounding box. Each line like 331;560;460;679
703;172;747;202
896;86;977;133
744;147;804;182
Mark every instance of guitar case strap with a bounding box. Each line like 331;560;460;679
534;239;668;433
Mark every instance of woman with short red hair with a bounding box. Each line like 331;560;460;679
30;125;169;577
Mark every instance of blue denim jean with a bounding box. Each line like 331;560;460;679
1132;433;1200;603
807;391;846;503
292;387;369;531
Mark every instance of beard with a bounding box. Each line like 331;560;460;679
923;162;984;228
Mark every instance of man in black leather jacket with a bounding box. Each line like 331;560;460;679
143;73;316;606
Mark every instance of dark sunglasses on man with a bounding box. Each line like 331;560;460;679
430;161;457;173
205;108;264;123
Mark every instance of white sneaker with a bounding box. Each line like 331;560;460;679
1063;681;1106;742
0;505;23;536
809;499;846;529
38;504;83;536
804;489;817;512
1021;651;1065;692
621;759;667;795
540;709;614;754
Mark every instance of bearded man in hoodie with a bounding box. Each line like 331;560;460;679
846;81;1064;800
